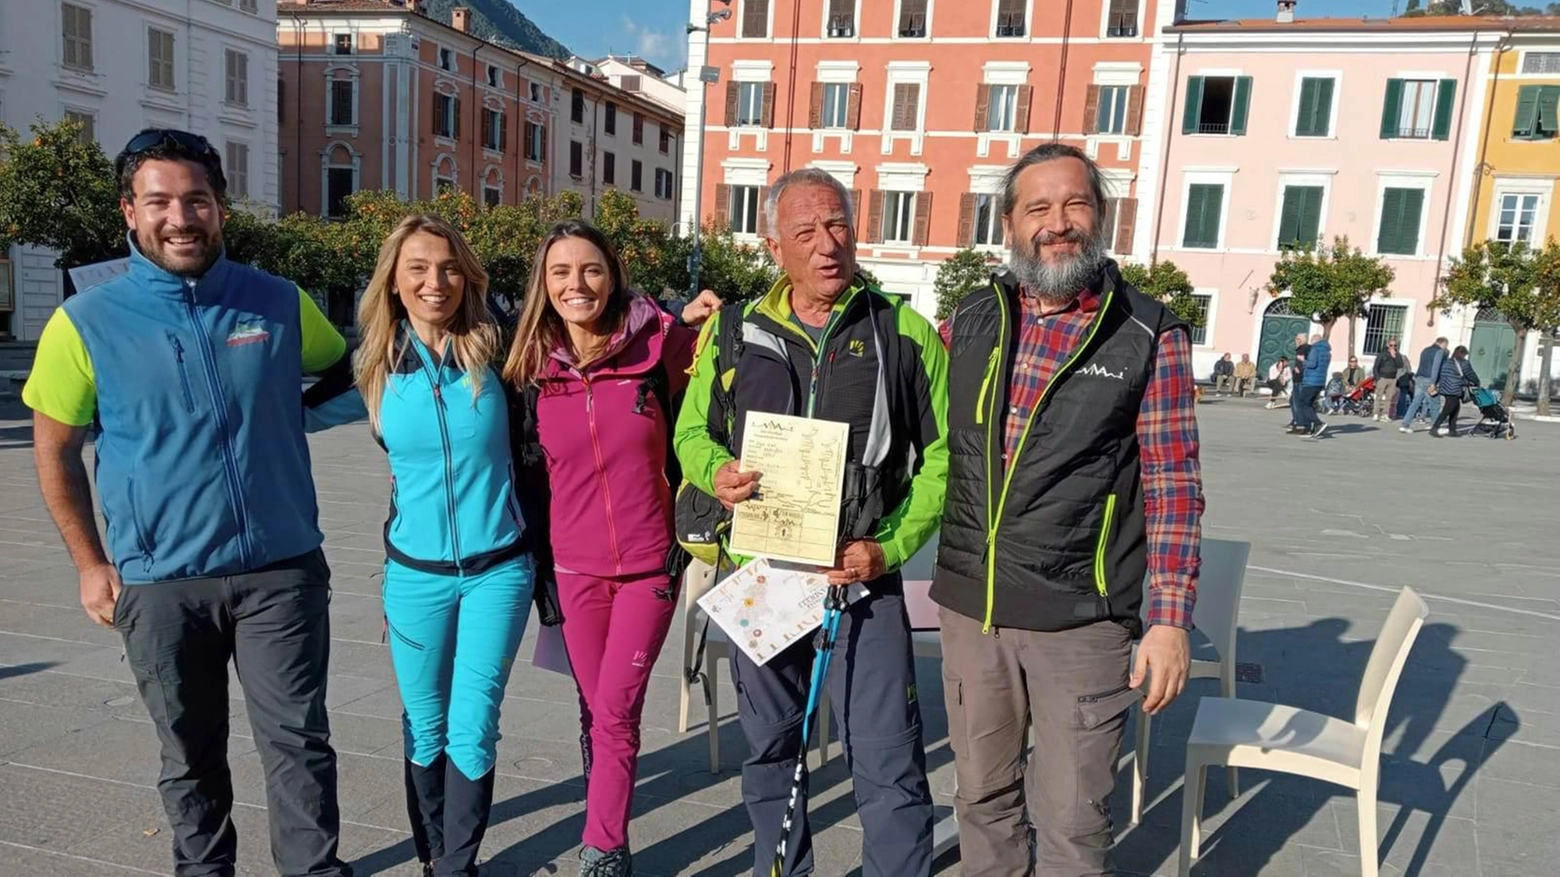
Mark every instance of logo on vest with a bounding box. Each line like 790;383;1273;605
848;339;866;357
226;321;270;347
1077;362;1127;381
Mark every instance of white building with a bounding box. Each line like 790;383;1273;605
589;55;687;116
0;0;280;342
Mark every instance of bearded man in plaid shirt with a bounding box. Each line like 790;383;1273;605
931;143;1206;877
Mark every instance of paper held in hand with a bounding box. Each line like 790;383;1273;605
697;558;868;666
728;411;849;567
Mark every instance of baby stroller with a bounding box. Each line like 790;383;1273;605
1468;386;1516;440
1340;376;1375;417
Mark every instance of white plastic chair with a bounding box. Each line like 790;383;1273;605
1131;538;1251;824
1177;586;1429;877
676;558;730;773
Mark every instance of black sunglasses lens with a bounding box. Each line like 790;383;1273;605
125;129;213;157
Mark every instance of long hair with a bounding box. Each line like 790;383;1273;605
503;220;633;387
354;214;499;432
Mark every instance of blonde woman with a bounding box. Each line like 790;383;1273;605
309;214;535;876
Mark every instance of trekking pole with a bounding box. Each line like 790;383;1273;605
770;584;847;877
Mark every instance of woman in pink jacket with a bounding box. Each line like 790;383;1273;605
503;221;714;877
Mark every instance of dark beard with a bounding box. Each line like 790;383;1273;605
1008;226;1109;305
135;230;222;278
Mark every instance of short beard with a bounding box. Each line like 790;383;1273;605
1008;226;1109;306
135;230;222;278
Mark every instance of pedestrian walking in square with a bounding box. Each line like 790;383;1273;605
23;129;354;877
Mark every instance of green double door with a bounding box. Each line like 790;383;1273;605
1470;318;1518;391
1257;300;1311;377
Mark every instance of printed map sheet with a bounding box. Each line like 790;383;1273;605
729;412;848;566
697;558;867;666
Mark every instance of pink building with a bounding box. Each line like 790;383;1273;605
1149;16;1500;378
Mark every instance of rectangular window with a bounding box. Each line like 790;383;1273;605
434;93;456;138
987;84;1019;132
1181;75;1251;136
1294;76;1335;137
1096;85;1129;135
827;0;855;38
659;127;671;154
1363;304;1408;356
63;110;95;145
1522;52;1560;74
974;192;1003;246
334;33;353;55
742;0;770;38
631;159;643;192
603;151;616;185
1376;187;1425;255
1106;0;1139;37
62;4;93;71
655;168;674;199
1512;84;1560;139
435;177;456;195
439;48;453;71
632;113;644;145
571;88;585;124
821;83;850;128
622;75;642;92
890;83;921;131
1395;79;1436;139
239;0;257;12
525;122;546;161
1187;294;1212;346
995;0;1027;37
483;109;505;151
730;184;760;234
1495;192;1541;243
0;259;13;317
604;102;617;135
898;0;928;37
148;28;175;91
738;82;766;126
484;185;502;207
225;49;249;107
225;142;249;200
326;167;355;218
569;140;583;178
530;82;544;103
330;80;354;126
882;191;917;244
1181;183;1224;249
1276;185;1324;250
487;65;500;88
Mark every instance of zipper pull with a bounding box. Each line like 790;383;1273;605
432;384;444;408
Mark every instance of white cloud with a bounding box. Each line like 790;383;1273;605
619;15;683;67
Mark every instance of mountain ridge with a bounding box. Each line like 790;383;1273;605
420;0;571;60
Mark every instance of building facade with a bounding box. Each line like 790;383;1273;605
684;0;1188;316
278;0;683;228
0;0;280;341
1151;16;1501;379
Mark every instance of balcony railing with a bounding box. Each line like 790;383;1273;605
1393;127;1431;139
1195;121;1230;135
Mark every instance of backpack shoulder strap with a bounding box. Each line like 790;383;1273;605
636;357;684;487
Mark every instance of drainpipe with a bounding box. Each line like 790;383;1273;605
781;0;802;172
1052;0;1076;141
515;55;530;201
471;43;481;197
288;12;304;212
1427;31;1483;330
1150;33;1186;264
1465;32;1510;252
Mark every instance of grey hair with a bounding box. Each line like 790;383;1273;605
763;168;855;235
999;142;1109;217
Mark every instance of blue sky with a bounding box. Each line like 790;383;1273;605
513;0;1402;71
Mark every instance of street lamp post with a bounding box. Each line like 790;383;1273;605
686;2;729;299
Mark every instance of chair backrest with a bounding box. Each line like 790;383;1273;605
1355;586;1431;753
1194;539;1251;665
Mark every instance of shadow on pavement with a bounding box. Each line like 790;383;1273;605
1118;619;1496;875
0;661;58;681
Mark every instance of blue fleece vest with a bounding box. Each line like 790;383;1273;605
64;249;323;584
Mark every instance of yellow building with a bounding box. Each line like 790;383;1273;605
1464;23;1560;389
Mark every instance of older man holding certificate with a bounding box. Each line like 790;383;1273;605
674;167;950;877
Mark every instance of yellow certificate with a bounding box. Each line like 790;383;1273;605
729;411;848;567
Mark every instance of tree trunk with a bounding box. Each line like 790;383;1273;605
1539;333;1555;417
1502;325;1527;409
1321;317;1335;340
1347;314;1357;358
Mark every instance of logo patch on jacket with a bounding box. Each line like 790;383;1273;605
848;339;866;357
226;321;270;347
1078;362;1127;380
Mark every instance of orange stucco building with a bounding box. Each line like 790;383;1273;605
684;0;1188;313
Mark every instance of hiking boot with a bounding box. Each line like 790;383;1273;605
404;757;447;871
580;845;633;877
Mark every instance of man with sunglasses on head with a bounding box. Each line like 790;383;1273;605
21;129;354;877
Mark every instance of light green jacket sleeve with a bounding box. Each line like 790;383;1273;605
673;313;737;496
873;305;950;572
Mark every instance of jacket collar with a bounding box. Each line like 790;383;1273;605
123;231;231;301
544;292;669;378
752;273;870;349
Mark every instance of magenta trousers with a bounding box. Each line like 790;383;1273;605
557;570;678;851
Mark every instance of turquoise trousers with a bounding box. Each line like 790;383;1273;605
384;556;535;780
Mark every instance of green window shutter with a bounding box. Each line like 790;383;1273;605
1514;85;1541;137
1182;76;1205;134
1313;78;1335;137
1299;186;1323;246
1295;79;1318;136
1278;186;1303;246
1398;188;1424;255
1376;189;1403;254
1538;85;1560;137
1231;76;1253;135
1184;183;1222;248
1431;79;1457;141
1381;78;1404;139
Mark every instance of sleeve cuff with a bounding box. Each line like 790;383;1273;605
1146;582;1196;630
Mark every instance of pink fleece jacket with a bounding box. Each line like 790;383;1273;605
535;294;697;578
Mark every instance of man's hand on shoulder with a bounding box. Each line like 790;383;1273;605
1132;624;1190;715
680;289;723;327
79;561;122;628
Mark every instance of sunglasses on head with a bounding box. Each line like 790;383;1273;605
115;129;221;175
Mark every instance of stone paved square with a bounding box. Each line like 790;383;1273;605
1;390;1557;876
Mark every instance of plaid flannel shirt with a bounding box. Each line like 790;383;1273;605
941;286;1204;630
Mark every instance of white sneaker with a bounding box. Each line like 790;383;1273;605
1399;426;1412;434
